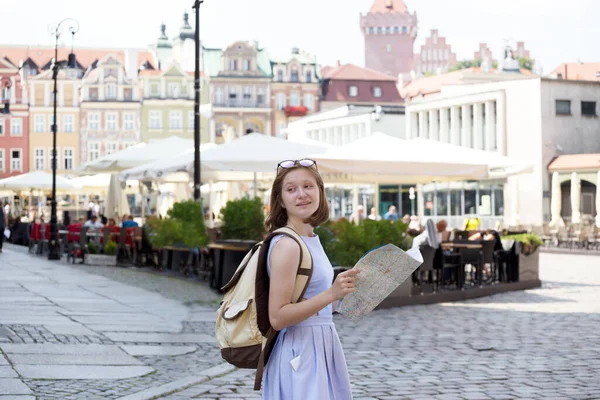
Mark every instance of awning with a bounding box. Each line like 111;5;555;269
548;154;600;172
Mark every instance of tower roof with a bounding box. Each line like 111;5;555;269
369;0;408;13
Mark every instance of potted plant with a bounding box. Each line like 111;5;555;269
148;200;209;269
503;233;542;282
85;240;117;266
215;197;265;289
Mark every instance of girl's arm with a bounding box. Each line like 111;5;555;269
268;238;358;331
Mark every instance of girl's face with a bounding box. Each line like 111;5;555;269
280;169;320;221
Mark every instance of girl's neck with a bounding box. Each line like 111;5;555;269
286;218;314;237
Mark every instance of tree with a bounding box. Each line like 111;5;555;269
518;57;534;71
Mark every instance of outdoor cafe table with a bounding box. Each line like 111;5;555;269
440;242;483;250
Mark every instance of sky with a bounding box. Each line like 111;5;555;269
1;0;599;75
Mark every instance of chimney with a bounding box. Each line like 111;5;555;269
336;60;341;67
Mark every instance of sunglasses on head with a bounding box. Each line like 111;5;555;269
276;159;318;175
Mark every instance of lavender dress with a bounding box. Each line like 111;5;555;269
262;234;352;400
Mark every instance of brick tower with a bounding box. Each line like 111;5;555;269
360;0;418;82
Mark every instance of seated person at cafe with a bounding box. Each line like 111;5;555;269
464;217;481;231
384;205;399;221
107;218;117;227
121;215;139;228
411;220;448;249
83;215;103;231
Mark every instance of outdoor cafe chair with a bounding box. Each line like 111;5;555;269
68;226;89;264
415;245;437;294
38;223;50;255
480;240;497;283
117;227;133;263
27;223;36;254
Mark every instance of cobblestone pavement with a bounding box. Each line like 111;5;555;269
1;244;599;400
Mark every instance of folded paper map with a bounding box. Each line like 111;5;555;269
339;244;423;323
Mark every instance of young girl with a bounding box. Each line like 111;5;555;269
262;158;359;400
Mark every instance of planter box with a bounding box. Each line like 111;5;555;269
212;240;256;290
85;254;117;266
519;248;540;282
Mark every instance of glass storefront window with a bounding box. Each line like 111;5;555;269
464;182;477;215
450;190;461;216
424;192;434;216
494;186;504;216
479;182;492;216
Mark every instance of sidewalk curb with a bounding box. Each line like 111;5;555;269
115;363;236;400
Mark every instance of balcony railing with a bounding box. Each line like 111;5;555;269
214;100;269;109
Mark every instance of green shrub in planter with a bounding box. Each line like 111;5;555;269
504;233;543;256
148;200;209;249
219;197;265;241
87;241;98;255
104;240;117;256
316;219;411;267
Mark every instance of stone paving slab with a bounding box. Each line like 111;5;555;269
120;345;198;356
104;332;214;343
9;353;144;366
0;356;8;365
87;324;183;333
0;366;18;378
43;323;101;336
0;379;32;395
0;343;128;355
0;396;36;400
15;365;155;380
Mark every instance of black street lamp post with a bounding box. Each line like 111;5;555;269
193;0;203;201
48;19;79;260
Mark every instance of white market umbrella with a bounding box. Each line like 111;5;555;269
311;133;491;184
570;172;581;224
596;171;600;228
70;173;112;193
549;171;565;228
104;173;130;220
78;136;193;174
0;171;82;192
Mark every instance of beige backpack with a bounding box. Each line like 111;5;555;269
215;227;313;390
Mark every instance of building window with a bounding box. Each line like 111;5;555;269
243;59;251;71
89;87;99;100
10;118;22;136
124;88;133;101
373;86;382;98
555;100;571;115
243;87;252;105
10;149;22;172
276;93;286;110
0;149;4;172
385;27;391;34
168;83;179;98
377;27;382;34
305;71;312;83
88;113;100;130
291;69;299;82
216;122;225;137
277;70;284;82
229;59;237;71
277;122;287;137
581;101;597;116
49;114;59;133
393;26;399;34
63;114;74;133
348;86;358;97
88;143;100;161
229;87;237;103
105;83;117;99
257;88;265;105
63;148;74;170
149;111;161;129
0;120;4;136
34;148;46;170
170;111;182;129
290;91;300;106
106;113;118;131
215;87;224;104
368;27;374;34
34;115;46;133
106;142;118;155
402;26;407;33
303;93;314;111
123;113;135;130
150;83;159;96
188;111;194;130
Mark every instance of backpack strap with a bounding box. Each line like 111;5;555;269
253;226;313;391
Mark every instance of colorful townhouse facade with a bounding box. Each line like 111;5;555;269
270;48;321;137
0;57;29;179
79;54;142;164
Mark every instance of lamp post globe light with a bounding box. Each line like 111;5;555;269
48;18;79;260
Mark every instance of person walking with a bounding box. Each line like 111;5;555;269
0;202;7;253
262;158;359;399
